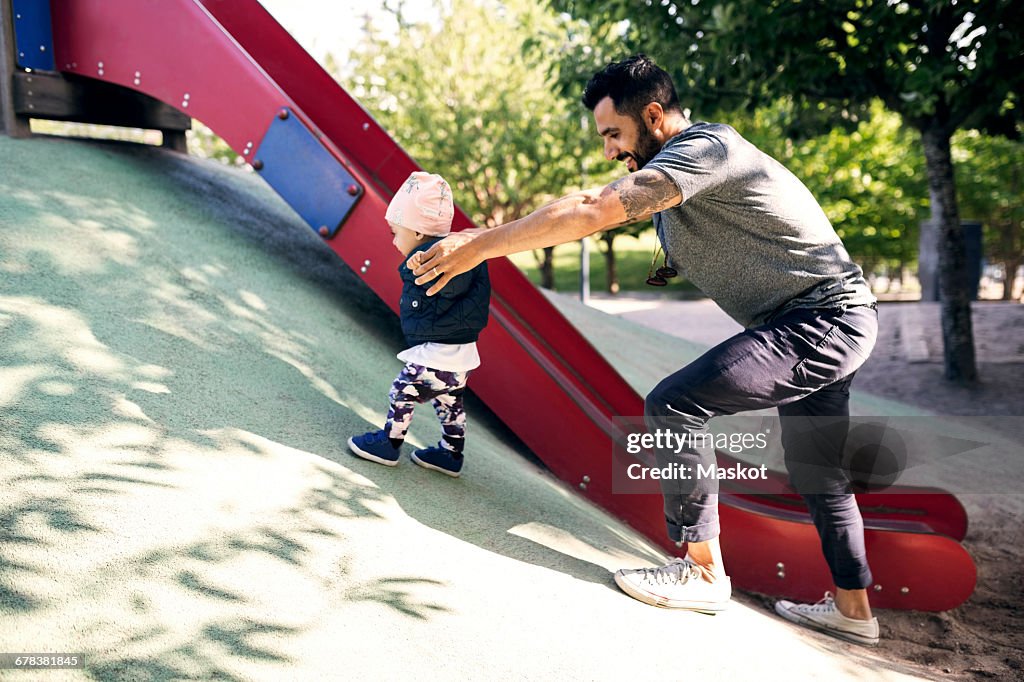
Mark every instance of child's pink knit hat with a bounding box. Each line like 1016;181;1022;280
385;172;455;237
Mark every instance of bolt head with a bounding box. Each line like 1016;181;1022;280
278;108;289;120
318;226;329;237
253;160;264;171
347;184;359;196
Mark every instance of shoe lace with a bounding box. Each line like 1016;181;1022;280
801;591;837;614
641;559;701;586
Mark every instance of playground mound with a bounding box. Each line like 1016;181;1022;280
0;134;1016;680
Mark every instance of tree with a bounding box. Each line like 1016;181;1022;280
551;0;1024;383
953;127;1024;300
342;0;610;289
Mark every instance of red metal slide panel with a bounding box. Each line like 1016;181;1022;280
45;0;975;609
719;497;976;611
196;0;440;196
717;452;969;539
51;0;286;156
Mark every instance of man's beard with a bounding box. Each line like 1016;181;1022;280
618;123;662;172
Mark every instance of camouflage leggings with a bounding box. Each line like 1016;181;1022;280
385;363;470;452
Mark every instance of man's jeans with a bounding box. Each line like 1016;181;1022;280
644;304;878;590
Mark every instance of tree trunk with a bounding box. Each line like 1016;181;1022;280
539;246;555;290
1002;257;1022;301
600;233;619;294
921;126;977;384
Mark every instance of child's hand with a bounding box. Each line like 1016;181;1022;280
405;250;426;272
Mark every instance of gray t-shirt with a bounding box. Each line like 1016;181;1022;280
646;122;875;328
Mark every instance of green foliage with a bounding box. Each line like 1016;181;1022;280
551;0;1024;137
343;0;616;230
953;126;1024;297
186;122;244;166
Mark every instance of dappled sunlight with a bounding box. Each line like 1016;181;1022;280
0;296;148;385
507;521;661;572
2;415;424;677
0;365;48;408
0;188;154;275
344;576;451;620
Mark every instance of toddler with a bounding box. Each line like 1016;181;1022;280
348;172;490;477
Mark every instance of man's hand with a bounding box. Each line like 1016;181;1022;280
408;230;485;296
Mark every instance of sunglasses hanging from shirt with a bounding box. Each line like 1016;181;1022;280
646;243;678;287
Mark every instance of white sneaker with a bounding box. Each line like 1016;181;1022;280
613;559;731;613
774;592;880;646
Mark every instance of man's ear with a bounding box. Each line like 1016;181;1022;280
414;231;427;240
644;102;665;131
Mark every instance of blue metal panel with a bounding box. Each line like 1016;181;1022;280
253;108;363;239
12;0;55;71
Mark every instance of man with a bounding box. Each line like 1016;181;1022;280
408;55;881;646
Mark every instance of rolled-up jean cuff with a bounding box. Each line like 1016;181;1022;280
833;568;873;591
667;517;720;544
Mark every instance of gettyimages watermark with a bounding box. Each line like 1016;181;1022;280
622;429;769;481
610;415;1024;495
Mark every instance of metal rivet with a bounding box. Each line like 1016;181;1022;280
15;13;21;19
582;475;591;483
19;52;25;58
776;571;785;579
278;109;289;120
318;226;329;237
776;562;784;569
26;76;32;82
901;587;910;594
27;103;34;110
26;90;32;96
39;45;46;52
362;122;370;131
363;259;371;266
183;93;190;99
253;160;263;171
98;61;104;67
347;184;359;196
359;266;367;273
874;584;883;591
578;482;587;490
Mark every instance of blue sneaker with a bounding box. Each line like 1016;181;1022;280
347;429;400;466
410;444;464;478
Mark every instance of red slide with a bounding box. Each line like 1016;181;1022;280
47;0;975;610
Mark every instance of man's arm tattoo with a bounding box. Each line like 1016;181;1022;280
605;170;682;222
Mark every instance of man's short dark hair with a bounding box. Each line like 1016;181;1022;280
582;54;681;119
